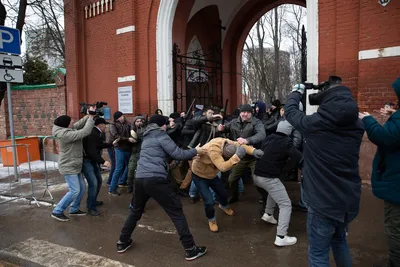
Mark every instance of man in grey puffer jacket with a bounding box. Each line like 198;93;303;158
117;114;208;261
51;113;95;222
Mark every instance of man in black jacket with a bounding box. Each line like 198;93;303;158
286;83;364;266
218;104;267;203
254;120;302;247
116;115;207;261
82;118;112;216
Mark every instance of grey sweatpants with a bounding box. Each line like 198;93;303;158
254;175;292;236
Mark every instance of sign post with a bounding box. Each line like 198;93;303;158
0;26;23;180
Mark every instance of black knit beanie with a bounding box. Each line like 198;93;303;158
240;104;253;113
54;115;71;128
114;111;123;121
150;114;168;127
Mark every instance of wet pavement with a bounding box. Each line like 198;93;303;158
0;177;389;267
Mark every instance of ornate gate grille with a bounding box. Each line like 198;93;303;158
172;43;223;112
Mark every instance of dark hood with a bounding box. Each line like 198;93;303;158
255;101;266;119
318;86;359;127
143;123;165;136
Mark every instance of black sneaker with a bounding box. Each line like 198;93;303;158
117;239;133;253
189;196;199;204
51;212;69;222
96;201;104;206
69;210;87;216
108;190;120;196
88;209;100;216
185;246;207;261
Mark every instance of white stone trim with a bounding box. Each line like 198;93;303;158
306;0;319;115
156;0;178;115
117;75;135;83
116;25;135;35
359;46;400;60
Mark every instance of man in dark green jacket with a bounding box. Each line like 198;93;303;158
360;77;400;267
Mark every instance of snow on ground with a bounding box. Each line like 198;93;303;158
0;161;58;179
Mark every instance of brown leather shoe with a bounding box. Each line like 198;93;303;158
208;220;218;232
218;205;235;216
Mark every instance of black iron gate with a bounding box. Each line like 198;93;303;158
172;43;223;112
300;25;307;83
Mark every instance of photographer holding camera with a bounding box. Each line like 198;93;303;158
286;77;364;267
51;108;96;222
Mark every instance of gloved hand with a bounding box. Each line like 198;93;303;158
235;146;246;159
291;84;306;95
253;149;264;159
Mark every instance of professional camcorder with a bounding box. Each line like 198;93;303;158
79;101;108;116
305;76;342;105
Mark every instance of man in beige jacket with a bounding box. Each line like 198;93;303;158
191;137;264;232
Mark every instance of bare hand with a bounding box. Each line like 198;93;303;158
103;161;111;168
218;124;225;131
195;144;205;155
112;138;120;146
358;112;370;119
128;137;137;143
380;107;396;116
237;137;248;145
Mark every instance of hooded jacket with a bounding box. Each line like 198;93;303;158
135;123;197;180
285;86;365;223
363;78;400;205
52;116;94;175
191;138;256;179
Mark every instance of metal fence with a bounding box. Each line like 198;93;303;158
42;136;64;200
0;144;39;206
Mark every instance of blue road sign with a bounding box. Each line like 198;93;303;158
0;26;21;55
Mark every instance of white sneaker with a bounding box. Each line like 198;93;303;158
274;235;297;247
261;213;277;225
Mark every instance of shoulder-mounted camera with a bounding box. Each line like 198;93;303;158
305;76;342;105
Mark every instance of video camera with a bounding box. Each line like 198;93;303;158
79;101;108;116
305;76;342;105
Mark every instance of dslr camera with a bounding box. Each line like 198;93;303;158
304;76;342;105
79;101;108;116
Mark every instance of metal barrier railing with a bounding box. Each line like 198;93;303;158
0;144;39;206
42;136;64;200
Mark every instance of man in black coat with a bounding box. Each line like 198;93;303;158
82;118;112;216
286;82;364;266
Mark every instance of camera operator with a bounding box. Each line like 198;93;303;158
286;79;364;266
82;118;112;216
108;111;134;196
50;109;96;222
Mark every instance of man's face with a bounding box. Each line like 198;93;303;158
180;112;185;117
240;111;252;121
157;110;162;115
206;109;214;120
98;123;107;132
256;106;259;113
135;119;142;127
117;115;125;123
280;107;285;117
271;105;277;110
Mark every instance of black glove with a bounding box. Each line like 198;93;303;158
253;149;264;159
235;146;246;159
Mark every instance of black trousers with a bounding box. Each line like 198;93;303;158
119;177;195;249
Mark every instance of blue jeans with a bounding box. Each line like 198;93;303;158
189;175;244;199
53;174;86;214
107;147;116;185
192;174;229;221
82;158;102;210
307;207;352;267
109;149;130;192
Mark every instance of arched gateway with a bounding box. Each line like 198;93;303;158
65;0;399;118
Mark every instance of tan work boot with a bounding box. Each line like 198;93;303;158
208;220;218;232
218;204;235;216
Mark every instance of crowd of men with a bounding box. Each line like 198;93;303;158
50;77;400;267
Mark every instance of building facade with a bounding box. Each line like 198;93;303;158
65;0;400;119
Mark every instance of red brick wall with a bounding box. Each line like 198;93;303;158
0;97;9;140
0;84;67;138
319;0;400;110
